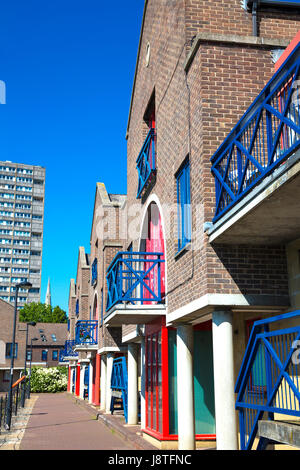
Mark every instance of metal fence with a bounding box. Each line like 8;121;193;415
0;381;27;433
106;251;165;312
235;310;300;450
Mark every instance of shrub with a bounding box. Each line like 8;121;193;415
29;366;68;393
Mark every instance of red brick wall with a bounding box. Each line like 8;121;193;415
126;0;294;316
89;186;125;350
184;0;300;47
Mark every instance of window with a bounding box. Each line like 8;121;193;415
92;258;97;286
17;168;32;175
246;319;267;393
52;350;58;361
41;350;48;361
3;370;10;382
176;158;191;252
6;343;18;358
26;350;32;361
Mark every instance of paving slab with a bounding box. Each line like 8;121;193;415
0;395;38;450
71;395;157;451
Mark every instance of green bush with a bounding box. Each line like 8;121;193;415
29;366;68;393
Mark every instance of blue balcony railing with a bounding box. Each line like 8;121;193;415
136;128;156;198
106;251;164;312
75;320;98;346
211;42;300;222
59;340;78;362
92;258;97;286
235;310;300;450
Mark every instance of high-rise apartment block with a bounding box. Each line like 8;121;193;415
0;161;45;306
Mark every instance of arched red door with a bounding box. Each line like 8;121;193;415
144;203;165;303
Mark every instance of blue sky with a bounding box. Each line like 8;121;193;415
0;1;144;312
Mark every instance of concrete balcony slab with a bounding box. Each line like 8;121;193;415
208;149;300;245
104;304;166;327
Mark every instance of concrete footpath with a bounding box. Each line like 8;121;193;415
18;392;135;450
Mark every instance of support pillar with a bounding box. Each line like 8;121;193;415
105;353;114;413
177;325;195;450
140;337;146;430
128;343;138;425
212;310;238;450
100;355;107;411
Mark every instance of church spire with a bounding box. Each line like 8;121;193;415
45;278;51;306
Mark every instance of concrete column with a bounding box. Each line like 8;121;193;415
177;325;195;450
79;364;85;399
69;366;75;393
100;355;107;411
140;337;146;430
88;359;94;403
105;353;114;413
212;310;238;450
128;343;138;425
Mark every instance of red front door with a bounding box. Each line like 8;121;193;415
144;203;165;303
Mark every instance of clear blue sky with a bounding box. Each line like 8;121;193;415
0;1;145;312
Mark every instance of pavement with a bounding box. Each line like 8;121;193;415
18;392;137;450
72;395;157;451
1;392;215;451
0;395;38;450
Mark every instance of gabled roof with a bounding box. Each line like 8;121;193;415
126;0;148;139
75;246;90;288
27;322;68;346
89;182;126;243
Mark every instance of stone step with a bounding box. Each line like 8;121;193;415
258;420;300;448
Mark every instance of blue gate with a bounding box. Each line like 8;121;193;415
84;365;89;399
110;357;128;422
235;310;300;449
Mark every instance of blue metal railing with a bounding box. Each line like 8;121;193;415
59;340;78;362
211;42;300;222
75;320;98;346
110;357;128;422
106;251;164;312
235;310;300;450
136;128;156;198
92;258;97;286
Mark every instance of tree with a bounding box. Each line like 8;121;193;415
19;302;67;323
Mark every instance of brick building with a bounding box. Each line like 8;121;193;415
0;296;67;391
64;0;300;451
0;161;45;307
66;185;127;403
28;322;68;368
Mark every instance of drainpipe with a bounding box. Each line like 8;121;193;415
252;0;258;37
